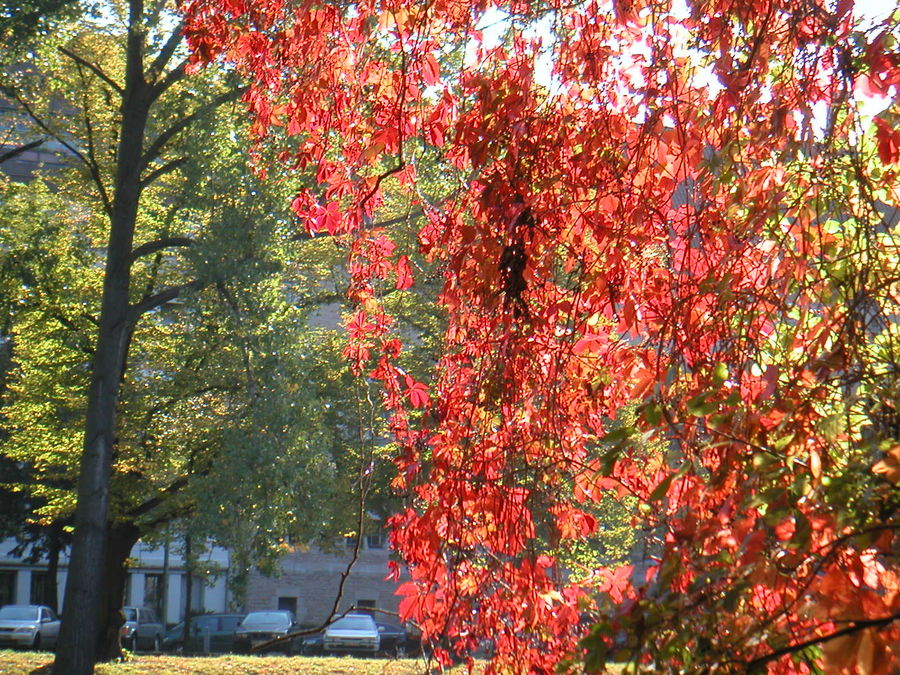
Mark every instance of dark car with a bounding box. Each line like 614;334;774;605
298;629;324;655
120;606;164;652
0;605;60;650
233;610;299;654
162;613;245;653
375;620;407;656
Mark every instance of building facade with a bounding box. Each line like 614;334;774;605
244;533;402;627
0;538;231;625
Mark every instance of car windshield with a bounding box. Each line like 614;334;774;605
240;612;290;628
331;616;374;631
123;608;137;621
0;606;39;621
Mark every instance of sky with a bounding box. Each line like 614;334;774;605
470;0;897;123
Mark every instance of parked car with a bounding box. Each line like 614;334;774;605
0;604;60;650
233;610;299;654
375;620;407;657
120;606;164;652
323;614;380;655
162;613;245;653
298;629;324;655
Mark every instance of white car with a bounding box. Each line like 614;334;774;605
0;604;60;650
323;614;380;654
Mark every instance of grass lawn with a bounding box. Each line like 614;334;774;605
0;651;478;675
0;650;627;674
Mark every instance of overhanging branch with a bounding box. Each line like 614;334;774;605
0;139;44;165
128;279;205;321
743;612;900;671
147;22;185;82
140;86;246;168
140;156;187;188
130;236;195;263
0;85;113;215
57;46;123;96
148;58;187;103
127;477;189;520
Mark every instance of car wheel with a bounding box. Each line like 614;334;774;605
31;633;40;651
153;634;161;652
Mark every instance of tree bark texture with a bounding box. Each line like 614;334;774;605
94;521;141;662
44;522;62;612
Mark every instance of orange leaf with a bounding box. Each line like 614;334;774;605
872;444;900;485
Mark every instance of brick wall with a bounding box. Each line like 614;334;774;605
244;544;405;626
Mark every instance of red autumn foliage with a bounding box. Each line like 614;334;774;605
182;0;900;673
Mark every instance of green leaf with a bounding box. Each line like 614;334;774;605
643;402;662;426
687;392;718;417
601;426;634;444
712;362;729;386
648;461;692;502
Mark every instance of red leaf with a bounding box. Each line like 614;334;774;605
404;375;429;408
396;254;414;289
875;118;900;165
422;53;440;86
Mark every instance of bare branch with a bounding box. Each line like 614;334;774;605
140;85;246;168
140;156;187;187
148;57;187;102
73;59;107;215
215;281;257;399
290;210;424;241
0;86;114;215
743;612;900;671
291;292;344;308
127;477;189;519
128;279;205;321
130;236;195;263
57;46;123;96
0;139;44;164
147;22;185;82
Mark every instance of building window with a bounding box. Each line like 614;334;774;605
277;596;297;617
190;576;204;610
366;533;386;550
144;573;164;616
30;571;49;606
0;571;14;606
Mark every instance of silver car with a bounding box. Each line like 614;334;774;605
323;614;380;654
0;604;61;650
120;606;164;652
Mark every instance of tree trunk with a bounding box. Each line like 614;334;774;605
94;521;141;662
53;2;150;672
44;522;62;612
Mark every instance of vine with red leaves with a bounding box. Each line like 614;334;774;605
182;1;899;673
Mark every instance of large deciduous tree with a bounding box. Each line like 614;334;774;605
3;3;442;670
183;0;900;673
1;1;341;671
